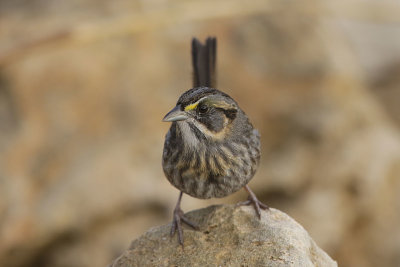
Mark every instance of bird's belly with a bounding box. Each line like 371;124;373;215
163;154;256;199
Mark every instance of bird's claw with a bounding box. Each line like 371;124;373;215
237;186;269;219
170;207;199;246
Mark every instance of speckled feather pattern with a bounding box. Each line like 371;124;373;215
162;88;261;199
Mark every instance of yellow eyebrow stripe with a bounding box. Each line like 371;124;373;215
184;97;208;111
184;102;199;111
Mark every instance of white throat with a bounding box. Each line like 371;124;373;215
177;120;200;148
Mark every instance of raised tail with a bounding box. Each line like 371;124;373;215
191;37;217;88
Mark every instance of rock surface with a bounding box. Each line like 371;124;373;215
1;1;400;267
110;205;337;267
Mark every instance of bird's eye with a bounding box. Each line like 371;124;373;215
198;104;209;114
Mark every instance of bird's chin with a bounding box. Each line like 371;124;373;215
176;120;201;148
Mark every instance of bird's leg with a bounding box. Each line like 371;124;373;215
237;185;269;218
170;191;199;246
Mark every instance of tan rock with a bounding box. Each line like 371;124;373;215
1;1;400;267
110;205;337;267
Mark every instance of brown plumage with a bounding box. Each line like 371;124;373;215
162;37;268;246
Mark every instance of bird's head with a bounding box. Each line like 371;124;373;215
162;87;239;140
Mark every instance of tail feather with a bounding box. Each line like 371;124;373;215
191;37;217;88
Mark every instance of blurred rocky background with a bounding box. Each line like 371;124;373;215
1;0;400;267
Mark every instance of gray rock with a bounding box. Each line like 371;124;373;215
110;205;337;267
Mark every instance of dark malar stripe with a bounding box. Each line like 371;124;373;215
187;121;206;142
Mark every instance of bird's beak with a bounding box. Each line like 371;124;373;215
162;105;188;122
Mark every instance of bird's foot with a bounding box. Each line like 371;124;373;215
170;206;199;246
170;192;199;246
237;185;269;218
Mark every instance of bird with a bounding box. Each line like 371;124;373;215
162;37;268;246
